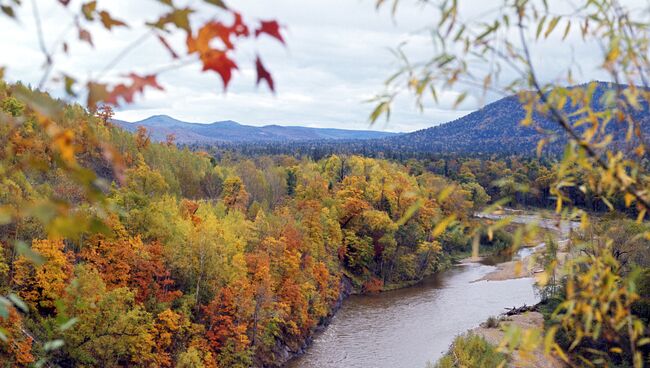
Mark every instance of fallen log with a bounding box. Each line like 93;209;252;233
501;304;538;316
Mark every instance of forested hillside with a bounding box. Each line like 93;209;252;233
0;83;484;367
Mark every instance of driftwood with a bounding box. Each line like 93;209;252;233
501;304;538;316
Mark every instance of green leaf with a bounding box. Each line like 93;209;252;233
562;20;572;40
545;16;561;38
63;74;77;97
8;294;28;313
453;91;468;108
204;0;227;9
1;5;15;18
536;16;547;40
59;317;79;331
369;101;391;125
43;339;65;351
0;298;9;319
15;240;46;266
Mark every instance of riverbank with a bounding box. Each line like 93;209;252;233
285;210;571;368
438;210;576;368
470;311;565;368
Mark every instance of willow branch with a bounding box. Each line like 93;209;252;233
517;11;650;211
32;0;53;89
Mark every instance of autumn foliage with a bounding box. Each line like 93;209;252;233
0;82;478;366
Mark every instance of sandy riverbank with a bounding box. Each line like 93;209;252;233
463;212;575;367
471;312;565;368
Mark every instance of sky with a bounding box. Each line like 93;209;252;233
0;0;616;132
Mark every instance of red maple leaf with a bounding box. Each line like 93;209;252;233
202;50;238;89
255;56;274;92
255;20;284;44
104;74;163;105
127;73;164;93
230;12;249;37
188;21;234;52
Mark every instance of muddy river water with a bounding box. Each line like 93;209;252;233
287;255;539;367
287;213;572;368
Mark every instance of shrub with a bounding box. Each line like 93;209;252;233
484;316;500;328
1;96;24;117
432;334;506;368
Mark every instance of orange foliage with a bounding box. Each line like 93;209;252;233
81;234;181;304
0;307;35;366
151;309;182;367
13;239;73;310
362;277;384;293
203;286;251;353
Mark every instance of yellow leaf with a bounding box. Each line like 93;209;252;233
438;186;454;202
433;215;456;238
537;139;546;157
53;130;76;164
536;271;549;286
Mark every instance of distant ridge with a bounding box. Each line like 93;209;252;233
197;82;650;158
377;81;650;155
112;115;400;143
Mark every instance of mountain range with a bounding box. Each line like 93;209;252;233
112;115;400;143
114;82;650;156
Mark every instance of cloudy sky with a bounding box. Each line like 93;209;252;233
1;0;614;132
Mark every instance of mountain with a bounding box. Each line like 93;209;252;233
112;115;400;143
204;82;650;159
378;81;650;155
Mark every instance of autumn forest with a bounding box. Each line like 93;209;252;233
3;0;650;367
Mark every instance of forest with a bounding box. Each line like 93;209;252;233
0;82;502;367
2;0;650;367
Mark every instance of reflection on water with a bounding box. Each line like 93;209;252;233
287;262;539;368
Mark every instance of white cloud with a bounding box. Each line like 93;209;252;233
1;0;611;133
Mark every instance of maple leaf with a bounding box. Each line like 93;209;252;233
150;8;193;32
255;56;274;92
255;20;284;44
81;1;97;21
78;28;94;47
99;11;128;30
105;84;133;105
230;12;249;37
188;21;234;53
127;73;164;94
204;0;228;9
87;82;109;109
104;74;163;106
201;50;238;89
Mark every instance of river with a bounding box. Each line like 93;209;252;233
287;212;572;368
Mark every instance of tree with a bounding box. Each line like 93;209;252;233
13;239;73;311
95;105;114;125
373;0;650;366
59;265;156;367
222;176;250;213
